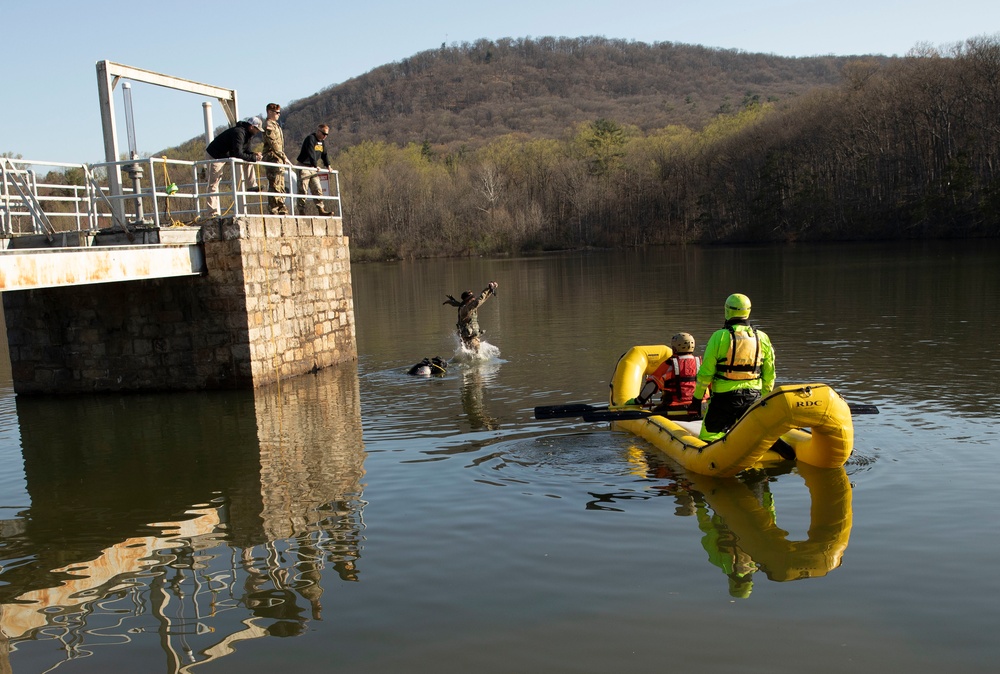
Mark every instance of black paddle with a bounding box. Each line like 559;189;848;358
535;402;879;422
535;404;699;422
582;409;695;422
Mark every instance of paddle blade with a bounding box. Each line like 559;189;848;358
534;404;602;419
848;404;879;415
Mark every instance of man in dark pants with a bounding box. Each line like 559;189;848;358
689;293;775;441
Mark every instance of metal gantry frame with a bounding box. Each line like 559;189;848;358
96;60;240;224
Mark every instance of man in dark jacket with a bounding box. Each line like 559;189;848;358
296;124;333;216
205;116;263;217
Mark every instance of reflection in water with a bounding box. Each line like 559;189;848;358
0;507;222;638
597;447;853;598
254;363;366;561
684;464;852;584
459;354;502;431
0;363;365;671
695;495;760;599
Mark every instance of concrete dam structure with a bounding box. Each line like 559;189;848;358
1;216;356;394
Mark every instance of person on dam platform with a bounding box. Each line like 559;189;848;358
626;332;707;413
297;123;334;216
262;103;291;215
443;282;498;352
205;116;263;217
689;293;775;442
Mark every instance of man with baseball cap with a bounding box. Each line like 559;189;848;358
205;116;263;217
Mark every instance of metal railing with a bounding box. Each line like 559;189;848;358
0;156;342;238
0;158;100;237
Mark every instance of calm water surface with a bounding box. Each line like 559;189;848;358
0;241;997;673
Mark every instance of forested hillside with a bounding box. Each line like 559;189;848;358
166;37;858;159
286;37;860;153
162;36;1000;259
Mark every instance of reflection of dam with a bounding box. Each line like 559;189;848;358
0;507;222;638
256;363;366;541
0;362;364;671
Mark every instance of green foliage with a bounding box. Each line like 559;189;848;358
574;118;631;175
697;103;772;146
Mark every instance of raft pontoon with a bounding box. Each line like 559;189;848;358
608;345;855;477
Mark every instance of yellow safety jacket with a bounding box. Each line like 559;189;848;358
693;322;775;398
717;326;762;380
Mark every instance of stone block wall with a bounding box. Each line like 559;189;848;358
2;216;356;394
203;216;356;386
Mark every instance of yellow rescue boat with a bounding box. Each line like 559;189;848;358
608;345;855;477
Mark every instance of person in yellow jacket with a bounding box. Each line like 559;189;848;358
689;293;775;441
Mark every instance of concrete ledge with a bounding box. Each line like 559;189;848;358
0;244;206;291
4;226;203;249
6;232;97;249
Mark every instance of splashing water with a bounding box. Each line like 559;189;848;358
451;338;501;364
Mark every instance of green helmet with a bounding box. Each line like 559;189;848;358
671;332;696;354
724;293;752;320
728;573;754;599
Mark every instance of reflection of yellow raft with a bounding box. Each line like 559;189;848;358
609;345;854;477
685;464;853;582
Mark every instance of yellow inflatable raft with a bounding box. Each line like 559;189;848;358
609;345;854;477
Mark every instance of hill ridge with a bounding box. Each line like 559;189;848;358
165;36;878;158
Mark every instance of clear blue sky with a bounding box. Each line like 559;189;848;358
4;0;998;164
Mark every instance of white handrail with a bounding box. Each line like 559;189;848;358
0;156;343;236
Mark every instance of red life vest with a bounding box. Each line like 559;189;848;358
653;353;701;408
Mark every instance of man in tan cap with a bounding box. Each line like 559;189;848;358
205;116;262;217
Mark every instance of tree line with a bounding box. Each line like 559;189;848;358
336;37;1000;259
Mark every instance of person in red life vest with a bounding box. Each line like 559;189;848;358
626;332;708;413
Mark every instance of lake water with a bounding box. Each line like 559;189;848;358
0;240;997;673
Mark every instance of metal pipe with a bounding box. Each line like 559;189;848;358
123;82;138;160
203;102;214;145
